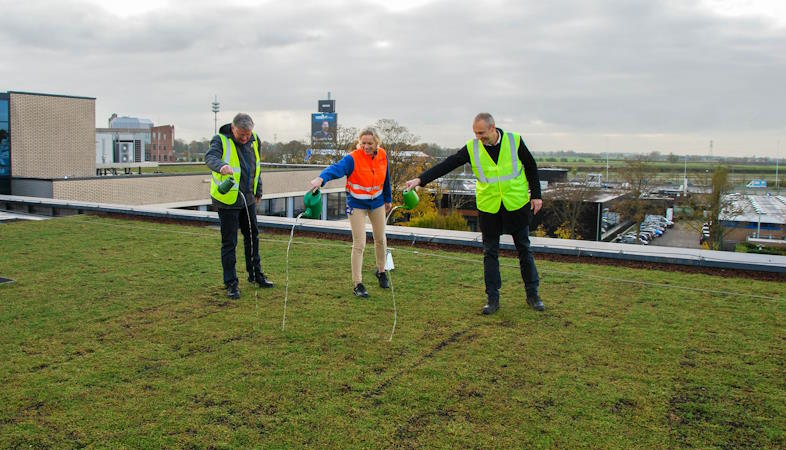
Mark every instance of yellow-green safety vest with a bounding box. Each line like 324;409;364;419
210;133;261;205
466;130;530;214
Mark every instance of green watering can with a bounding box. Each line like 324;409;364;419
402;189;419;210
217;177;235;195
303;189;322;219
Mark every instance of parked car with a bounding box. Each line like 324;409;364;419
646;215;674;227
617;234;641;244
641;226;663;236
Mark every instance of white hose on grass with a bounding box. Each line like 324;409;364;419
385;205;402;342
239;192;261;332
282;212;304;331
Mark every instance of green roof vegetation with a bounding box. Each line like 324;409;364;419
0;216;784;448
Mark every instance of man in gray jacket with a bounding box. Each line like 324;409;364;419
205;113;273;299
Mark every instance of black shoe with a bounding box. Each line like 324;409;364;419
482;299;499;315
353;283;369;298
226;282;240;299
375;270;389;289
249;272;274;288
526;295;545;311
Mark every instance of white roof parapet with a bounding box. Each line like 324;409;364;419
2;195;785;274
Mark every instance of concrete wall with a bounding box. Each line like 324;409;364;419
38;168;345;205
10;92;96;178
11;178;53;198
723;223;786;244
261;169;344;195
52;174;211;205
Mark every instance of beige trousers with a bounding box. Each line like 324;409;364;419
348;205;387;286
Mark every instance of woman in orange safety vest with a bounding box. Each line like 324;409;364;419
309;128;392;298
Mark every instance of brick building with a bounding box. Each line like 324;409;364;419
150;125;175;162
1;91;96;195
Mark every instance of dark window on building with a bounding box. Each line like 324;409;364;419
0;95;11;195
258;198;286;217
327;192;347;220
293;196;305;217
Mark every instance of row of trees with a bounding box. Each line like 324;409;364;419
173;118;455;164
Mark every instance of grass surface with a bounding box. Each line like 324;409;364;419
1;216;784;448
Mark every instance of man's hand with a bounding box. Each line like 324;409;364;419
255;196;262;205
309;177;323;192
219;165;233;175
385;202;392;214
404;178;421;191
531;199;543;215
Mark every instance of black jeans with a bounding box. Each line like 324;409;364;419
218;203;261;286
482;226;539;302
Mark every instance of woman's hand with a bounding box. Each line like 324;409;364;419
385;202;392;214
309;177;324;192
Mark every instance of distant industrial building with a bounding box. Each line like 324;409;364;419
96;114;175;168
720;194;786;245
537;168;569;183
95;128;150;165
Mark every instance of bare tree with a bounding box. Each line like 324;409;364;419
374;118;419;188
681;165;742;250
616;155;658;236
548;182;599;240
335;125;358;158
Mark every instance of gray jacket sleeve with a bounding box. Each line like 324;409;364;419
205;135;226;173
255;136;263;197
255;162;263;197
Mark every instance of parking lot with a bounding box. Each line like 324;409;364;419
614;218;702;249
650;220;702;249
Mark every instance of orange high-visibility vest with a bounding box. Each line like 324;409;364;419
346;147;387;200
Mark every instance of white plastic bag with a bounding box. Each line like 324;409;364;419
385;249;395;271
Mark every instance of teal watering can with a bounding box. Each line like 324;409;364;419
303;189;322;219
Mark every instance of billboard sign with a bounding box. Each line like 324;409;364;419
318;99;335;113
311;113;337;148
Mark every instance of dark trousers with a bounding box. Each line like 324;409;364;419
482;226;539;302
218;203;261;286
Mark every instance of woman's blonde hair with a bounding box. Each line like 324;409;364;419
357;127;380;145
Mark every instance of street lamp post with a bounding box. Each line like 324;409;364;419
683;154;688;196
211;95;220;136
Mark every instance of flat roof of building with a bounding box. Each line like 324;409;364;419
7;90;95;100
721;194;786;225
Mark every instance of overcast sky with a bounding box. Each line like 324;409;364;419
2;0;785;157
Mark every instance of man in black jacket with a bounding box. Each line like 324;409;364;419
405;113;545;314
205;113;273;299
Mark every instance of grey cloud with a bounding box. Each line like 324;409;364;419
1;0;784;155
